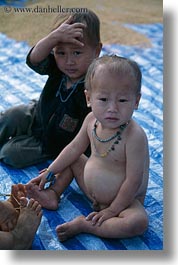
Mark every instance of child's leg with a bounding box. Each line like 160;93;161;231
71;154;101;209
56;200;148;241
0;135;50;168
0;102;35;145
0;101;48;168
70;154;89;196
26;155;88;210
26;167;73;210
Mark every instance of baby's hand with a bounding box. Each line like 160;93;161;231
86;207;117;226
52;16;86;47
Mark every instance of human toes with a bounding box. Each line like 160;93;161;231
10;184;26;208
19;197;28;208
27;199;42;215
56;223;69;241
17;183;27;197
11;184;26;199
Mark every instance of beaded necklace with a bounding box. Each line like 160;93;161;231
56;75;84;103
92;120;129;157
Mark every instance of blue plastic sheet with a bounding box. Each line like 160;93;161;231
0;0;34;7
0;23;163;250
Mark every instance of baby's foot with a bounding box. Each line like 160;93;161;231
26;183;59;210
56;216;85;241
11;198;42;249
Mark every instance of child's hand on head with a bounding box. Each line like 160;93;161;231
52;16;86;47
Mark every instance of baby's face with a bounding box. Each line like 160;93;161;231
86;68;141;129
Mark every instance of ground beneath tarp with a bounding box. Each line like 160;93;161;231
0;23;163;250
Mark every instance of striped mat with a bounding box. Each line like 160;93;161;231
0;23;163;250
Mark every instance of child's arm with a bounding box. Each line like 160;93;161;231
87;127;149;226
30;113;92;190
29;16;86;65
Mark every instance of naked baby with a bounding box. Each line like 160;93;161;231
27;55;149;241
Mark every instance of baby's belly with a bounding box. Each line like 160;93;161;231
84;157;125;206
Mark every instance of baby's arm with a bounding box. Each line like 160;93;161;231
30;113;92;190
29;16;86;65
87;126;149;226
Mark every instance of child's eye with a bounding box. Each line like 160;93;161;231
99;98;107;102
73;51;82;56
56;51;65;56
119;99;128;102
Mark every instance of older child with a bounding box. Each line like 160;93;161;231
28;55;149;240
0;10;102;168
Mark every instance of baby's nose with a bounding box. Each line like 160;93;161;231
108;101;118;112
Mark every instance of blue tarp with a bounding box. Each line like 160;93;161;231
0;0;34;7
0;23;163;250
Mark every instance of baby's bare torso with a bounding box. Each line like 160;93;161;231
84;156;125;206
83;119;149;209
84;154;149;209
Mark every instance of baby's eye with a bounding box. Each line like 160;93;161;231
99;98;107;102
119;99;128;102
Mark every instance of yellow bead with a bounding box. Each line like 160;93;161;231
100;152;107;157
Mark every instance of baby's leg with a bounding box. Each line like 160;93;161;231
26;167;74;210
71;155;100;209
26;155;88;210
70;155;91;198
56;200;148;241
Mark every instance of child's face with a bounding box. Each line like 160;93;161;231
54;42;101;83
85;68;141;129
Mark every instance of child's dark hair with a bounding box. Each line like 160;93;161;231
85;55;142;95
52;10;101;47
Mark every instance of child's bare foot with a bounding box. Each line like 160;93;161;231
26;183;59;210
8;184;27;209
56;216;85;242
0;184;27;231
11;197;42;249
0;200;18;231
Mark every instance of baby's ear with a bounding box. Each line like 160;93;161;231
84;89;91;108
135;93;141;110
